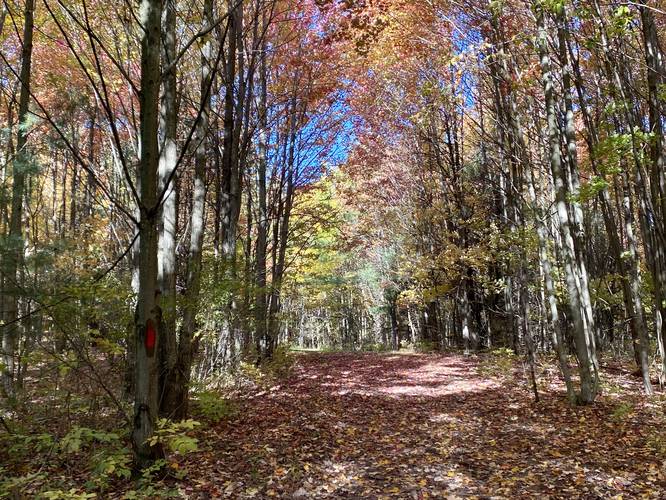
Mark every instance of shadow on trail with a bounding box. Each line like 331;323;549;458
188;352;665;498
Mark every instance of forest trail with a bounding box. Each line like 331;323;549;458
183;353;666;498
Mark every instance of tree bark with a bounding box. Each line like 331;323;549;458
132;0;163;468
255;32;268;359
175;0;215;420
639;0;666;382
535;4;598;404
2;0;35;398
158;0;180;418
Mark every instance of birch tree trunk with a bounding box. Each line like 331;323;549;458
255;32;268;360
176;0;215;420
526;160;576;403
158;0;180;418
536;4;598;404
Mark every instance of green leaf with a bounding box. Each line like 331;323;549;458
168;435;198;454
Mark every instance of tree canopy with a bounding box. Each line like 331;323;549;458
2;0;666;496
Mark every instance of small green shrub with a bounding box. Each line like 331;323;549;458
192;390;234;423
236;345;296;387
262;345;295;379
0;472;46;499
7;432;55;455
60;427;121;454
147;419;200;455
60;427;132;491
239;361;265;385
646;432;666;458
41;489;97;499
1;426;133;497
611;402;634;422
92;448;132;480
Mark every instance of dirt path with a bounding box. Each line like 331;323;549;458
184;352;666;498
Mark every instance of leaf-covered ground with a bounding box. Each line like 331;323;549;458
178;352;666;498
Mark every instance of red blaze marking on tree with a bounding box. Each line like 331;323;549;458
146;319;156;357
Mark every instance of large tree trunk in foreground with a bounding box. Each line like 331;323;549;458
132;0;163;468
2;0;35;399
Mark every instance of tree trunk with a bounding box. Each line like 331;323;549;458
175;0;215;420
255;35;268;360
536;4;598;404
526;160;576;403
266;123;296;359
158;0;180;418
132;0;163;468
2;0;35;399
556;9;599;379
639;0;666;382
576;1;654;392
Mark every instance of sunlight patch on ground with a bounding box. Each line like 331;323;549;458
328;357;501;398
183;352;666;498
